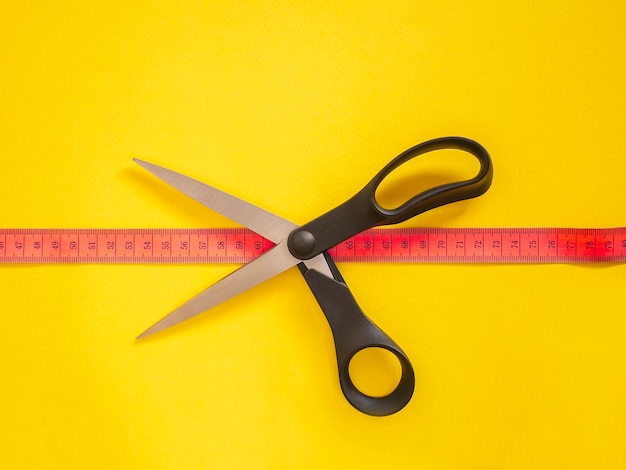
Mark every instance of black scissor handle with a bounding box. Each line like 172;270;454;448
302;264;414;416
288;136;493;260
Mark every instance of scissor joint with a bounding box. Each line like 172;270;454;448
288;230;317;259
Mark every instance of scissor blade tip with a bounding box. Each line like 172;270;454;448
136;327;158;340
136;320;171;339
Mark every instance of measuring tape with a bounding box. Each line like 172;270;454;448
1;227;626;264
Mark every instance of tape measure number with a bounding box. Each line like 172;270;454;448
1;227;626;264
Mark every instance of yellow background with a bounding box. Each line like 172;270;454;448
2;1;626;468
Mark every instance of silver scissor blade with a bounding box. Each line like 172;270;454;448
133;159;297;243
134;158;335;279
137;241;301;339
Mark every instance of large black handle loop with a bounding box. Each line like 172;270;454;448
288;136;493;260
366;136;493;224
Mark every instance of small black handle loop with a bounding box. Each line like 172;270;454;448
302;264;415;416
288;136;493;260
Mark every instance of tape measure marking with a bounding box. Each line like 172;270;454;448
329;227;626;263
0;229;272;264
1;228;625;264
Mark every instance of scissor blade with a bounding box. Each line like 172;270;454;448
134;158;334;279
133;159;297;243
137;241;302;339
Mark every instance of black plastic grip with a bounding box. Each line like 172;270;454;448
300;258;415;416
288;136;493;260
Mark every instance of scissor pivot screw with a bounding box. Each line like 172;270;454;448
288;230;317;259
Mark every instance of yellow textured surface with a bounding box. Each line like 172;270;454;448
2;2;626;468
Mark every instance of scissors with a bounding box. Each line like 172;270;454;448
135;136;493;416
